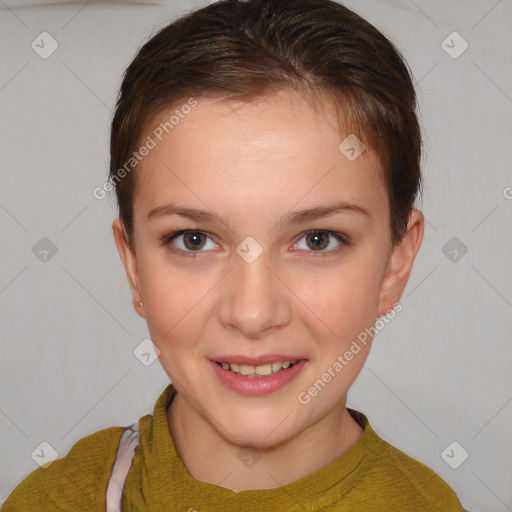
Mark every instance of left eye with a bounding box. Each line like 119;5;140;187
293;230;347;253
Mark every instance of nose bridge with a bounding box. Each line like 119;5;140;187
219;245;291;337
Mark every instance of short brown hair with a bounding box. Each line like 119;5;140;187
110;0;422;249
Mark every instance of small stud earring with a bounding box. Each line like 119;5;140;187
139;301;144;307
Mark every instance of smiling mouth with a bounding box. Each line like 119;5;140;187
214;359;304;378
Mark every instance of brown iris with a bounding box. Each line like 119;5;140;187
305;231;330;250
183;232;207;250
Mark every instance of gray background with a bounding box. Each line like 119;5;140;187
1;0;511;510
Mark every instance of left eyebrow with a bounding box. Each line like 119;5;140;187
280;200;370;225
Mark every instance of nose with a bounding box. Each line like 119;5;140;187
218;249;292;339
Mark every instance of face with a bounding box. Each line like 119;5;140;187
113;88;423;448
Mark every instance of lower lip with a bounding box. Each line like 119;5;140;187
209;359;307;396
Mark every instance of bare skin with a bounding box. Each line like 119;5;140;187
113;88;424;491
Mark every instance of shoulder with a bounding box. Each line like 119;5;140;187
1;425;126;511
369;433;464;510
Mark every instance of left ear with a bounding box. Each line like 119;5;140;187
377;209;424;316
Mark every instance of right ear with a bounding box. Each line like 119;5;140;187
112;217;145;318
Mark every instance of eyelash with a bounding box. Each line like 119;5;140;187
159;229;350;257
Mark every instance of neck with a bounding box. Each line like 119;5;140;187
166;392;364;492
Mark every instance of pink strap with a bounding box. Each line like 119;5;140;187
105;423;139;512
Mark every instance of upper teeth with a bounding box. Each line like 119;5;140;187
219;360;298;376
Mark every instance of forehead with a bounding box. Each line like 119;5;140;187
133;89;386;220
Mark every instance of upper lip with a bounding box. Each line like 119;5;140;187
211;355;307;365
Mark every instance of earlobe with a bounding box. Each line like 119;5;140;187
112;218;146;318
377;209;424;317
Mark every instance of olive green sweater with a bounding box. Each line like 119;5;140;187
2;384;465;511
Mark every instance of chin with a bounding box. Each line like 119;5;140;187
213;412;301;450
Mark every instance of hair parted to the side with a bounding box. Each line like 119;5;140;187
110;0;423;251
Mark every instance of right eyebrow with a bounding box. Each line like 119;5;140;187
147;203;224;223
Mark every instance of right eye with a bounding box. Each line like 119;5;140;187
160;230;218;255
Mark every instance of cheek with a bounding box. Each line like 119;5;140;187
138;255;212;348
139;246;212;308
300;262;383;344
